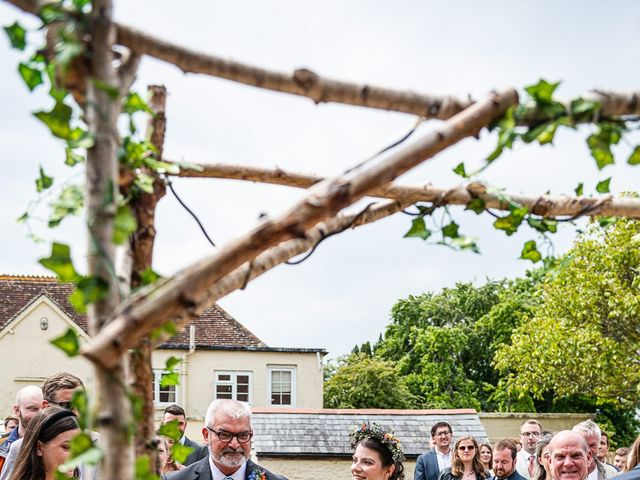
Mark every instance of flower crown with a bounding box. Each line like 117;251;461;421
350;422;405;464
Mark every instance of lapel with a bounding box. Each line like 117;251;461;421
191;456;213;480
244;460;264;480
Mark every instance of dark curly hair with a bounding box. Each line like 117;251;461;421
351;424;405;480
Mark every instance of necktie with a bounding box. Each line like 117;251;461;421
528;455;536;478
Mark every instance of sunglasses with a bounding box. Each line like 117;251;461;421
459;446;476;451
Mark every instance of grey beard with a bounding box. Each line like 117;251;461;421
213;448;247;469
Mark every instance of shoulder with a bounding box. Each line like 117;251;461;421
511;470;527;480
438;467;456;480
165;456;208;479
185;436;203;448
247;460;288;480
615;467;640;480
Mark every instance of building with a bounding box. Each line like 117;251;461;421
0;275;326;418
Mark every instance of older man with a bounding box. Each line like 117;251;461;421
516;420;543;479
165;399;287;480
493;439;526;480
0;385;43;472
572;420;618;480
415;422;453;480
549;431;592;480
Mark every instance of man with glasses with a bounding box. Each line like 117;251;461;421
415;422;453;480
516;420;543;479
165;398;287;479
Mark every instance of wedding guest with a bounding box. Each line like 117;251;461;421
480;443;494;476
351;423;405;480
531;435;552;480
438;436;489;480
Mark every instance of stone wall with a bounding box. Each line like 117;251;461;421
257;457;417;480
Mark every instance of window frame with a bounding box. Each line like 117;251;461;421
266;366;297;407
152;369;179;406
213;370;253;404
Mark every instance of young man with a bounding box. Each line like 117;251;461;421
162;404;206;466
414;422;453;480
494;439;526;480
516;420;543;479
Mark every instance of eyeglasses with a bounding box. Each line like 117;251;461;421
459;445;476;451
435;431;452;437
50;401;73;410
520;432;540;438
206;426;253;443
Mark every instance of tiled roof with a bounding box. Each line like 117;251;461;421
0;275;266;349
251;408;488;458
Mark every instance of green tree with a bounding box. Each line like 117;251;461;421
323;353;416;409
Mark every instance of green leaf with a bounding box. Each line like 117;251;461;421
113;205;137;245
165;357;181;371
71;0;91;10
4;22;26;50
450;236;480;254
16;212;29;224
34;102;73;140
134;172;155;194
520;240;542;263
570;98;600;120
140;268;161;286
536;122;558;145
453;162;467;178
49;184;84;227
157;421;182;441
38;4;67;25
465;198;485;215
18;63;43;91
487;127;518;163
574;183;584;196
91;79;119;100
39;242;80;281
65;147;85;166
67;129;95;149
627;146;640;166
442;222;460;239
55;38;84;69
525;79;561;104
171;443;194;465
123;92;153;115
36;166;54;192
71;389;89;429
142;157;179;174
587;123;624;170
597;216;616;228
69;276;109;314
134;456;158;480
596;177;611;194
404;217;431;240
493;206;528;236
50;328;80;357
160;372;180;387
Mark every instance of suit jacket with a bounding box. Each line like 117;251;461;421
415;450;441;480
613;464;640;480
183;436;208;466
164;457;288;480
492;469;527;480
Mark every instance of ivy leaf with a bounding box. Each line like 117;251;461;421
4;22;26;50
404;217;431;240
574;183;584;196
36;166;54;192
18;63;43;91
487;127;518;163
71;0;91;10
628;146;640;166
525;79;561;104
570;98;600;121
528;217;558;234
69;276;109;314
165;357;181;371
50;328;80;357
442;222;460;239
65;147;85;166
39;242;81;282
587;123;623;170
91;79;119;100
493;206;528;236
450;236;480;254
123;92;153;115
160;372;180;387
596;177;611;194
158;421;182;441
16;212;29;224
67;129;95;149
520;240;542;263
38;4;67;25
140;268;161;286
63;432;103;471
453;162;467;178
171;443;194;465
34;102;73;140
465;198;485;215
535;122;558;145
70;389;89;429
49;184;84;227
113;205;137;245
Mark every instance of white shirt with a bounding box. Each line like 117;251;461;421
588;467;599;480
436;448;452;471
208;456;247;480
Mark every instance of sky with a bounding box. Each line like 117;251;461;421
1;1;639;359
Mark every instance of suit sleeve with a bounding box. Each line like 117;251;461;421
415;455;427;480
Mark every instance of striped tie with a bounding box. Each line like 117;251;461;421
528;454;536;478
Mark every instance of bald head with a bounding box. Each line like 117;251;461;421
13;385;44;435
549;431;592;480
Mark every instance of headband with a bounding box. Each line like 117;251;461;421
40;409;78;437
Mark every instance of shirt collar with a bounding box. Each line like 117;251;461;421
209;456;247;480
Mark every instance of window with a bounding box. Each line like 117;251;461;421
214;371;252;403
152;370;178;405
267;366;296;407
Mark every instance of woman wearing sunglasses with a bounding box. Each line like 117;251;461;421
438;436;489;480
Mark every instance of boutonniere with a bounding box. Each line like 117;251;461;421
248;466;267;480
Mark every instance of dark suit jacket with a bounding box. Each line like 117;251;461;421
183;436;207;466
164;457;288;480
414;450;441;480
613;465;640;480
492;470;527;480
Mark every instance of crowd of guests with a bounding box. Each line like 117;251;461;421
1;375;640;480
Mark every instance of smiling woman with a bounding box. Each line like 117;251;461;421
350;423;405;480
10;406;80;480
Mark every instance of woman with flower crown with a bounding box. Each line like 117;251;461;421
438;436;489;480
350;423;405;480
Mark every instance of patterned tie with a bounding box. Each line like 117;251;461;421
528;454;536;478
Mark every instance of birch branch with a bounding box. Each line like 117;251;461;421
81;89;518;368
170;162;640;218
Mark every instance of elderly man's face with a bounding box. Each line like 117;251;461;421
203;412;252;476
551;433;592;480
13;390;43;429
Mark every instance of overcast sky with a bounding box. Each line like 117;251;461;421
1;1;639;359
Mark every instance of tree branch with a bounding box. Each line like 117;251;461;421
169;161;640;218
81;89;518;368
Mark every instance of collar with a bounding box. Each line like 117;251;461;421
179;434;186;446
209;456;247;480
436;448;452;457
6;427;20;443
